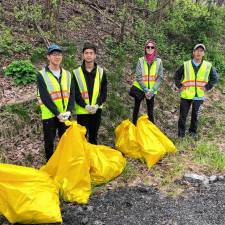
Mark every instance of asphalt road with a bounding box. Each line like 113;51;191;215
1;181;225;225
60;180;225;225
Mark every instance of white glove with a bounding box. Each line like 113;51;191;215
172;84;180;92
57;113;66;122
91;104;99;114
63;111;71;120
85;105;93;113
145;91;154;100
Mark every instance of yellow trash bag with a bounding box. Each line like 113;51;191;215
86;143;126;184
137;115;176;168
115;119;142;159
142;117;176;153
41;121;91;204
0;163;62;224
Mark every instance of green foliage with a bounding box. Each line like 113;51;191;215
105;37;127;64
4;60;37;85
121;160;140;181
65;16;83;31
105;38;129;121
161;0;225;73
13;41;33;54
31;47;46;63
0;22;34;56
134;0;157;8
4;104;30;121
1;104;29;140
134;0;145;6
194;143;225;170
13;3;43;23
62;42;79;71
110;0;225;84
0;23;13;56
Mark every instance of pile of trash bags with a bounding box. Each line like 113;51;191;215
0;121;126;224
0;116;176;224
115;114;176;168
41;121;126;204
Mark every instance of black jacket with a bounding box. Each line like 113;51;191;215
174;60;218;93
73;62;107;108
37;66;75;116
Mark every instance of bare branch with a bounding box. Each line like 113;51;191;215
34;22;51;47
80;0;121;28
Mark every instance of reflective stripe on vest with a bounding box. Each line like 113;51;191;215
180;60;212;99
133;57;161;94
73;66;103;114
37;68;71;120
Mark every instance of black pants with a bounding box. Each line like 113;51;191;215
132;96;155;125
178;98;203;137
77;109;102;144
42;117;67;160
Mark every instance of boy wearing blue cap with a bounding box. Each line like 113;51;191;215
37;43;75;160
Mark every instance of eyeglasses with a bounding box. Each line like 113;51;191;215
51;52;62;56
146;46;155;49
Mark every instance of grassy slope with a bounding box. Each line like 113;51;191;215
1;72;225;196
0;1;225;195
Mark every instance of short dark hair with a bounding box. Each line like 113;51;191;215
82;42;97;53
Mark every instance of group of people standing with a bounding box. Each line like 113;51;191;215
37;40;218;161
130;39;218;138
37;42;107;160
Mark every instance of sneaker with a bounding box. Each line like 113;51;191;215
189;132;198;140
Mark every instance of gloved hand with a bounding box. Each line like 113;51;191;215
85;104;93;114
63;111;71;120
172;84;180;92
57;113;66;122
145;91;154;100
90;104;99;114
201;85;207;91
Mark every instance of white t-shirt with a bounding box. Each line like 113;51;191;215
50;69;61;79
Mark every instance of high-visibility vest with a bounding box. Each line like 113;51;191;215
180;60;212;99
133;57;161;94
37;68;71;120
73;66;103;114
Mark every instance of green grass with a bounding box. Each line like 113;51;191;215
175;136;197;153
194;142;225;170
0;147;7;163
4;104;30;121
120;160;140;181
0;100;42;165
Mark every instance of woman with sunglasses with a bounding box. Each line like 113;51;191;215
130;39;164;125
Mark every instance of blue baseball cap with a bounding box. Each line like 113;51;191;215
47;43;62;54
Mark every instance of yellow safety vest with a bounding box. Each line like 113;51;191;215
181;60;212;99
73;66;103;114
133;57;161;94
37;68;71;120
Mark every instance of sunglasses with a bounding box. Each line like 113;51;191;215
146;46;155;49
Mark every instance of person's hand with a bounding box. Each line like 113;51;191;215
145;91;150;99
201;86;206;91
57;113;66;122
91;104;99;114
145;91;154;99
172;84;180;92
63;111;71;120
85;105;93;113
